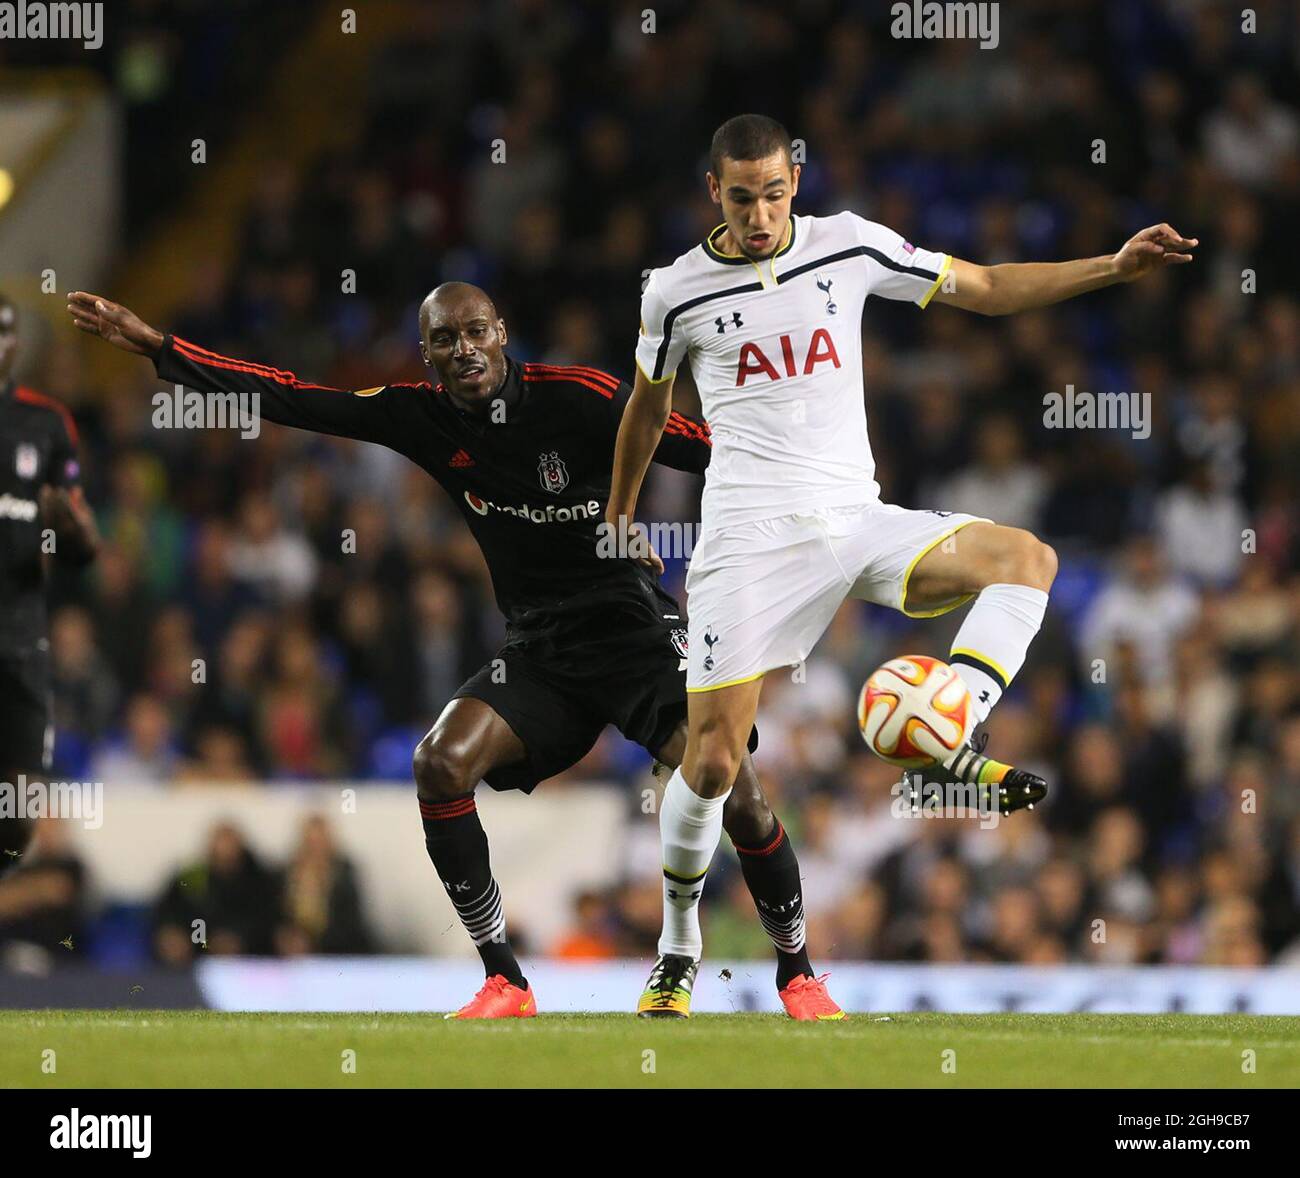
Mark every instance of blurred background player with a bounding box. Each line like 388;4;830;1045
0;294;99;876
608;114;1197;991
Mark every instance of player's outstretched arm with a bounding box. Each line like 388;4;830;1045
67;292;400;444
932;223;1198;316
607;367;675;571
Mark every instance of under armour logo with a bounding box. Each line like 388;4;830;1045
667;888;703;901
979;690;991;703
715;311;743;333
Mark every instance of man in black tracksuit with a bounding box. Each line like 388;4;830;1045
68;283;822;1018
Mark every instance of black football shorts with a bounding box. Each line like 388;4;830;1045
451;615;756;793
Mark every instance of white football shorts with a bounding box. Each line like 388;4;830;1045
684;503;988;692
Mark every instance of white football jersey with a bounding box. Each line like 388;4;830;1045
636;212;950;527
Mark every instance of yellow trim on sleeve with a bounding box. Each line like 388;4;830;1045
634;355;677;386
950;647;1012;686
685;670;767;694
918;254;953;309
898;518;980;617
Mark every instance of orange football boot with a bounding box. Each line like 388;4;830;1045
444;975;538;1020
778;973;845;1021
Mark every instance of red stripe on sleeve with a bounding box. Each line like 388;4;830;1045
171;337;342;391
15;386;79;448
525;362;619;390
522;370;614;399
667;412;711;445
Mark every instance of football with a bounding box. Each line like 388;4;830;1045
857;655;974;768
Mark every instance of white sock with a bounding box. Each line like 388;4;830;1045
657;767;730;959
950;582;1049;724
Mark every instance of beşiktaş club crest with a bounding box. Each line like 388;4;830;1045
14;443;38;480
670;628;689;658
537;451;569;494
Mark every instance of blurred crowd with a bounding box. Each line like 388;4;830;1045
5;1;1300;969
0;814;374;969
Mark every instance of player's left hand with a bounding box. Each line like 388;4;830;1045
1112;224;1198;281
39;485;88;528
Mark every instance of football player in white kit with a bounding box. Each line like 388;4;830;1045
609;114;1197;1013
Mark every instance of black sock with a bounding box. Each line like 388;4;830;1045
733;817;813;990
420;793;526;988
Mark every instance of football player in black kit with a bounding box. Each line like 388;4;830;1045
68;284;842;1020
0;294;99;877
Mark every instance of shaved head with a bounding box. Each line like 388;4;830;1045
419;281;498;334
418;281;508;411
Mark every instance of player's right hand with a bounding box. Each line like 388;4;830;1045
635;543;665;576
66;292;165;357
625;520;665;575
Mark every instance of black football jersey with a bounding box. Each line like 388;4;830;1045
154;336;711;642
0;380;82;650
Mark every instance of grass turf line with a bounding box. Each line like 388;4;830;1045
2;1011;1298;1088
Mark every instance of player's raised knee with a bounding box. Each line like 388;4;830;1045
990;527;1056;591
413;735;477;802
1017;534;1057;590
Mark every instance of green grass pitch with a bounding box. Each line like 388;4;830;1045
3;1011;1298;1087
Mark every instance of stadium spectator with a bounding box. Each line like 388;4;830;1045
152;822;277;963
1078;538;1200;692
273;816;376;956
0;818;87;967
552;889;619;960
49;606;119;747
927;414;1047;532
89;694;179;786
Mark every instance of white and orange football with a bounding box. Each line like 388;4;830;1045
857;655;973;768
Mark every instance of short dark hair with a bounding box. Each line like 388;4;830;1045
709;114;792;177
